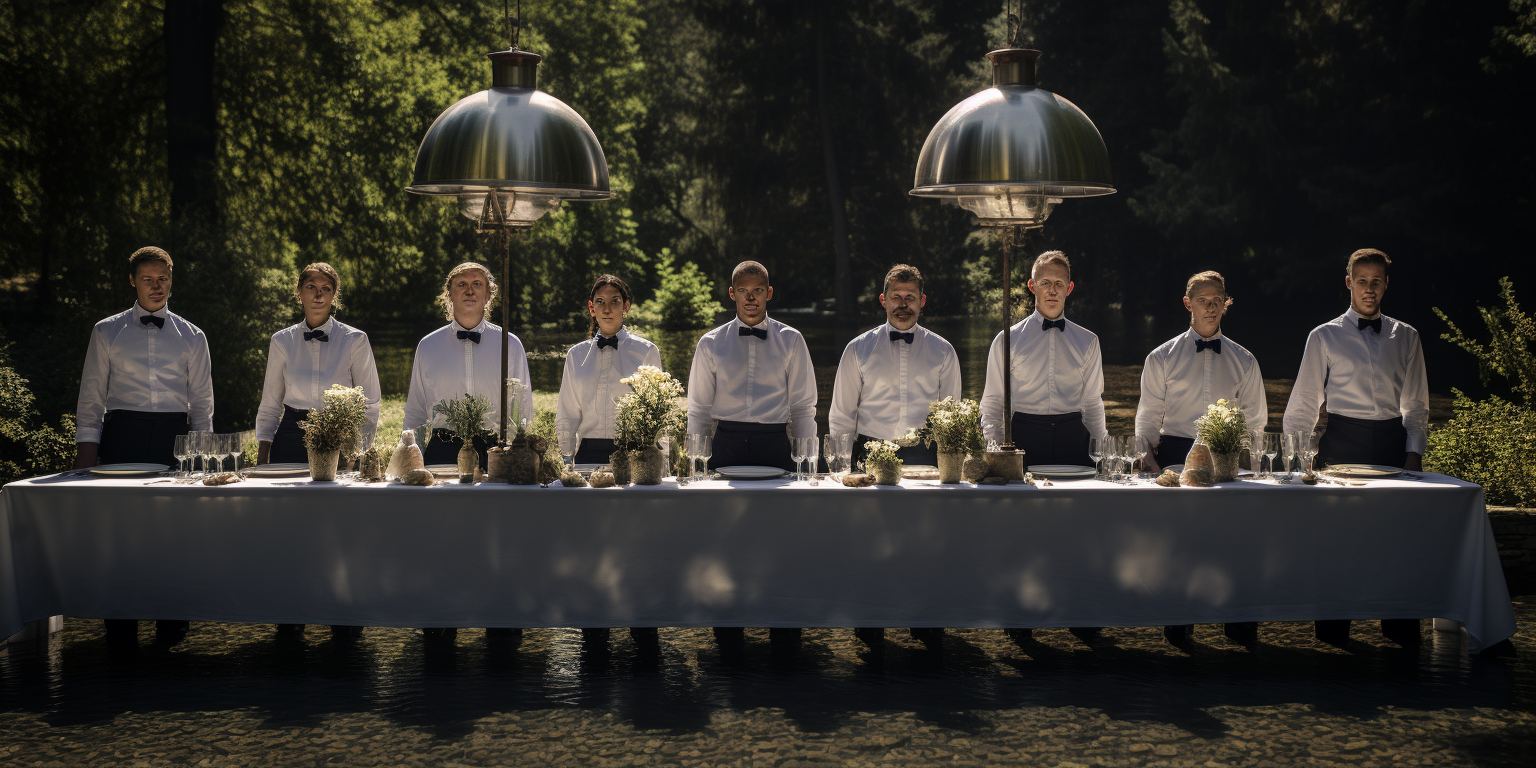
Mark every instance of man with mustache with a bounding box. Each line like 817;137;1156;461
74;245;214;644
829;264;961;468
1283;248;1428;647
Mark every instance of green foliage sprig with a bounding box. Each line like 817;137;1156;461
921;397;984;453
614;366;686;450
1433;276;1534;406
1194;398;1249;455
432;392;493;444
300;384;369;453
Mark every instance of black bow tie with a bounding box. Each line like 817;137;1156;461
1041;317;1065;332
1195;338;1221;354
457;330;482;344
140;315;164;329
889;330;914;344
595;334;619;350
739;326;767;340
304;329;329;342
1357;317;1382;333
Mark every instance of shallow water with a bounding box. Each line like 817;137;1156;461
2;609;1532;766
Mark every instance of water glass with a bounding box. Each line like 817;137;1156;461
1089;436;1109;481
689;433;712;482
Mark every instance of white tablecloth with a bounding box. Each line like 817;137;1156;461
0;473;1516;649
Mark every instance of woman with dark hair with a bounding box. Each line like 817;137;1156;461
556;275;662;464
256;263;381;465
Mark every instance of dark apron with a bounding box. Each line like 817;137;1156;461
855;433;938;467
574;438;619;465
269;405;310;464
1318;413;1408;468
1154;435;1197;469
98;410;189;468
422;428;493;470
1010;411;1091;469
708;421;794;472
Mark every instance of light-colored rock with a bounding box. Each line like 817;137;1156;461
1180;467;1214;487
1184;442;1214;473
401;468;436;486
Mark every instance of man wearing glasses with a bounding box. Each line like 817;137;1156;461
1282;248;1428;647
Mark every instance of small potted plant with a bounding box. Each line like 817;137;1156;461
922;397;985;483
432;393;493;478
1193;398;1249;483
613;366;687;485
863;439;904;486
299;384;368;481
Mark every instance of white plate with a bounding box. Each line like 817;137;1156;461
1028;464;1098;479
1325;463;1402;477
244;463;312;478
426;464;461;475
716;465;787;480
89;463;169;476
902;464;939;479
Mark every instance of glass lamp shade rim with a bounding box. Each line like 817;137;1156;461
406;183;613;200
909;183;1116;199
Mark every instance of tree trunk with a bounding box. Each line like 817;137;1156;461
814;19;854;319
165;0;224;228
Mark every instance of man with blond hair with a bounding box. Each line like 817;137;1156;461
403;262;534;470
1136;270;1267;473
980;250;1107;469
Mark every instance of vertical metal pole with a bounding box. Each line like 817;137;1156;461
500;228;510;445
1001;227;1013;448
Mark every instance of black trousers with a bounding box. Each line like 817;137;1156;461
269;405;311;464
1314;414;1416;643
574;438;619;465
1154;435;1196;469
855;434;938;467
708;421;794;472
1318;414;1408;468
423;428;493;470
1011;411;1091;469
98;410;189;467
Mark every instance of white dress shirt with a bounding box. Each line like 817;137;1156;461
402;319;535;433
979;311;1108;445
1282;307;1430;454
1135;328;1267;447
75;302;214;443
686;315;817;438
254;317;382;443
555;328;663;441
828;322;962;440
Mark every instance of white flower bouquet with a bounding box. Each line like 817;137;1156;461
614;365;687;450
1194;398;1249;455
922;397;984;453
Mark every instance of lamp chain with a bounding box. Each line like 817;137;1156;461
1006;0;1023;48
505;0;522;49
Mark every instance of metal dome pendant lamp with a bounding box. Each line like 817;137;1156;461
406;0;612;447
910;1;1114;452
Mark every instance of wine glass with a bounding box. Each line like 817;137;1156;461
1262;433;1281;480
822;434;840;476
1289;430;1311;476
1300;431;1320;475
1133;435;1151;480
802;436;821;486
218;433;238;475
790;437;808;482
697;432;713;480
1089;436;1107;481
188;431;207;476
557;420;578;471
1113;436;1131;483
171;434;189;477
1281;432;1299;480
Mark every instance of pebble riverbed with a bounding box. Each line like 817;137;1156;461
2;607;1532;767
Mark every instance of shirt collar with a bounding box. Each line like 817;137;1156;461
1187;326;1223;343
132;301;168;320
881;321;922;336
1022;310;1068;327
1344;306;1383;324
304;317;335;334
452;318;488;335
732;315;771;332
596;327;629;342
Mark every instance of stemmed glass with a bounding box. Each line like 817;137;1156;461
557;420;578;472
800;436;821;486
1114;436;1131;483
173;434;191;477
1281;432;1299;480
1297;431;1319;476
218;433;238;475
1262;433;1282;480
1089;436;1108;481
190;431;210;477
790;438;808;482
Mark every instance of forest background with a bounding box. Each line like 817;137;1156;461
1;0;1533;478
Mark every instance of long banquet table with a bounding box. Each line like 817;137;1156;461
0;471;1517;651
